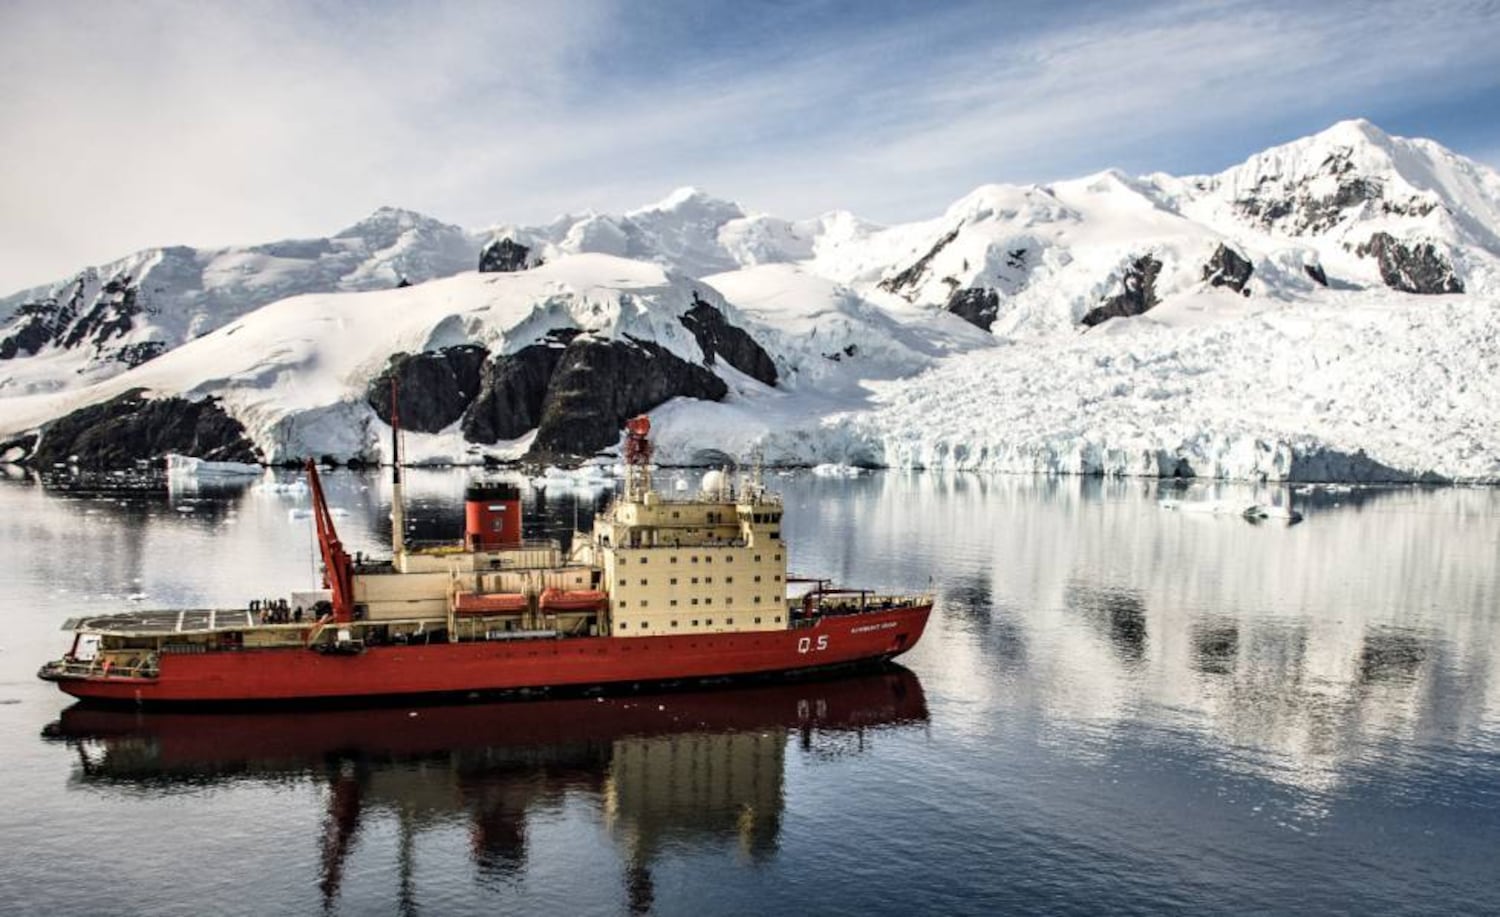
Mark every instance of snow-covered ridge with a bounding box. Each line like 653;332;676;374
0;208;479;395
3;121;1499;482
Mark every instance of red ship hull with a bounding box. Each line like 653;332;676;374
49;604;930;706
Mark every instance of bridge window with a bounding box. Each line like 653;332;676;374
774;616;782;623
670;600;678;607
725;576;734;584
639;579;648;586
705;576;713;584
619;621;628;629
670;577;678;585
691;619;700;627
705;619;714;626
753;596;761;603
754;617;762;624
641;621;650;629
617;578;626;587
671;620;679;627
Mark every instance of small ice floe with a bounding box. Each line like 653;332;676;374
175;505;195;513
1160;499;1302;523
288;508;313;521
811;463;864;478
128;592;148;602
257;480;310;497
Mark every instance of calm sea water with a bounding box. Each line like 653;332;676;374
1;468;1497;916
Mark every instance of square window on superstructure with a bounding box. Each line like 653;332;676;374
671;556;678;564
705;576;713;584
754;555;761;562
726;617;734;625
773;575;781;582
691;598;699;605
754;575;762;583
641;621;650;629
705;618;714;626
619;621;628;629
691;556;699;563
617;578;626;587
672;620;679;627
670;577;678;585
705;556;712;564
691;577;699;585
691;619;700;626
774;616;782;623
725;576;734;584
753;596;761;603
774;554;782;561
639;579;648;586
754;616;762;624
670;599;678;607
724;555;733;563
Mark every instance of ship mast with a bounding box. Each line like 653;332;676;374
623;415;653;501
390;377;406;557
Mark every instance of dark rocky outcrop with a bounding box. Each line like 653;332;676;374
878;224;962;300
1304;263;1329;287
478;237;536;273
679;295;778;385
1355;232;1463;294
0;272;145;363
20;389;259;468
945;287;1000;331
367;345;489;433
1081;255;1163;327
1234;146;1437;236
461;341;572;443
529;336;727;460
1202;244;1253;294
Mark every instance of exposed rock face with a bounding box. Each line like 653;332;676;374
0;271;152;363
1304;263;1329;287
1202;244;1253;294
878;224;962;300
478;237;536;273
1355;232;1464;294
1234;145;1437;235
367;345;488;433
946;287;1000;331
678;294;778;385
1081;255;1163;327
529;336;727;459
461;341;572;443
21;389;259;468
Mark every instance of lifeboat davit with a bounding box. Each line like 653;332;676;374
539;588;608;613
452;592;528;616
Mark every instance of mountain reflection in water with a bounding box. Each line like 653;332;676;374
44;668;927;914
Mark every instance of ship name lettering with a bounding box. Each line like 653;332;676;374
849;621;898;634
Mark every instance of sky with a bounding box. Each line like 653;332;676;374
2;0;1499;293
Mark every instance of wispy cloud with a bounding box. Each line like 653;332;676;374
1;0;1497;292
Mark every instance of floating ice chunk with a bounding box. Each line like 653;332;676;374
166;453;261;479
811;463;864;478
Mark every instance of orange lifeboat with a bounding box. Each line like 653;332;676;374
538;588;608;613
453;592;528;616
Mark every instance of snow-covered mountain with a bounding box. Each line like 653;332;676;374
2;120;1498;482
0;208;479;395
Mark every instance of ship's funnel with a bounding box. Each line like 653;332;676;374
465;483;522;550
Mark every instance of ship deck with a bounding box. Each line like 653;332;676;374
64;608;278;636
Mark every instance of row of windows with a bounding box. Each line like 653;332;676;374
619;553;781;565
617;615;782;631
617;574;781;587
624;595;770;608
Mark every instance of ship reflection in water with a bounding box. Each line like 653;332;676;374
44;668;927;914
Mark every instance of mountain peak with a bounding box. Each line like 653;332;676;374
631;186;744;220
335;206;457;240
